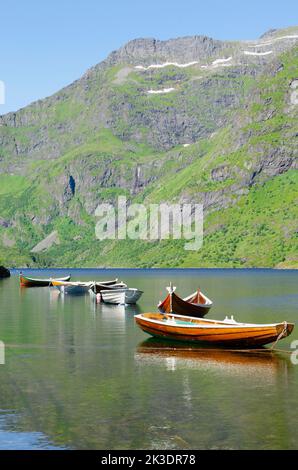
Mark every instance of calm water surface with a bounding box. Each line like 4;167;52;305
0;268;297;450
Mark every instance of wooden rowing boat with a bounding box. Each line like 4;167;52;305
135;312;294;348
100;288;143;305
53;278;125;295
20;273;71;287
51;280;94;295
90;280;127;295
158;284;212;317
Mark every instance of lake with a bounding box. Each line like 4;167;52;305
0;268;297;450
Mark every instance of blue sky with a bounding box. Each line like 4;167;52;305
0;0;298;114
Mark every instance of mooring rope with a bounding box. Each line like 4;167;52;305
270;321;288;350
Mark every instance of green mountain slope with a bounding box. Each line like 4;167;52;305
0;27;297;268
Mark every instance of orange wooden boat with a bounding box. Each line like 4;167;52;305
158;284;212;317
135;312;294;348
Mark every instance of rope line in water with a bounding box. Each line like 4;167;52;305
270;321;288;350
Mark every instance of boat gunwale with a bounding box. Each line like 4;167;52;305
100;288;144;294
20;274;71;283
93;279;121;286
51;280;94;287
134;313;293;330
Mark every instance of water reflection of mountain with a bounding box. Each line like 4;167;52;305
1;271;298;450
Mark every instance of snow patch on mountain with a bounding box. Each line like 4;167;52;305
135;61;198;70
244;50;273;56
247;34;298;48
212;57;232;65
147;88;175;94
201;57;233;69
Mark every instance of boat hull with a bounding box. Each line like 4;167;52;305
56;285;91;295
20;274;71;287
101;288;143;305
135;313;294;348
158;291;212;318
51;280;93;295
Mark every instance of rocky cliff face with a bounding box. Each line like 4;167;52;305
103;36;226;66
0;26;298;268
1;26;297;161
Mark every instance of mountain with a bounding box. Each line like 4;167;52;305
0;26;297;268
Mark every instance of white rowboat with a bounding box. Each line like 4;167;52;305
100;288;143;305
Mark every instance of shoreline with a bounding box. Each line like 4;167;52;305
9;266;298;272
